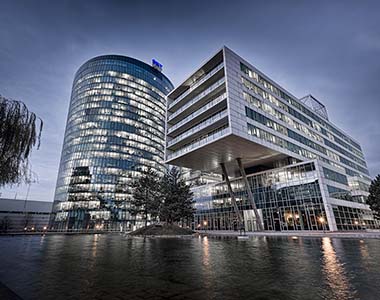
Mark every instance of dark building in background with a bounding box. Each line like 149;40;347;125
51;55;173;231
0;198;52;233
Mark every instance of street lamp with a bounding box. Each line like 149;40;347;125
318;216;325;233
203;220;208;232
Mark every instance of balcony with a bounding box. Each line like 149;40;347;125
167;93;227;136
167;110;228;149
168;63;224;111
166;127;230;161
167;78;225;123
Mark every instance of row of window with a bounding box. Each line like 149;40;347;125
73;80;165;107
70;95;166;123
247;123;325;162
245;104;368;176
240;63;363;152
247;123;355;175
56;167;161;190
71;88;166;119
70;91;163;124
324;138;366;167
327;185;353;201
63;142;161;159
245;108;368;175
242;79;365;164
348;179;370;192
55;162;164;201
63;135;164;158
66;118;164;146
64;128;164;153
243;91;364;162
73;117;164;139
333;205;376;230
323;167;348;185
246;106;327;153
75;59;172;93
59;157;162;175
74;77;165;102
243;92;325;143
68;109;164;137
63;150;161;164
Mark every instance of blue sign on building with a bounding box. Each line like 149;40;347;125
152;59;163;71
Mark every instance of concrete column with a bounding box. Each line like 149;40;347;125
220;163;243;225
236;158;264;231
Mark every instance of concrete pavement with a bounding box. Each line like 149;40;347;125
196;230;380;239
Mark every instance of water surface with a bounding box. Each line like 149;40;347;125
0;234;379;299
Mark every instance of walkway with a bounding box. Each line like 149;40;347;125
197;230;380;239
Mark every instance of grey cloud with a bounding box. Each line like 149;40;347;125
0;0;379;200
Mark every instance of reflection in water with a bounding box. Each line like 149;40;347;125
321;237;353;299
92;234;99;258
201;236;213;294
202;236;210;267
39;235;46;246
359;240;369;259
1;235;380;300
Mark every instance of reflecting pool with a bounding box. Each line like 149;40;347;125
0;234;379;299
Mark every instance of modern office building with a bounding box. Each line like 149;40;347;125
51;55;173;231
0;198;52;232
165;46;376;231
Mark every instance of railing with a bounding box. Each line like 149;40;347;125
167;110;228;147
168;78;225;121
166;127;229;160
168;63;224;110
167;93;227;134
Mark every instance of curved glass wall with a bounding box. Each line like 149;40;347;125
51;55;173;231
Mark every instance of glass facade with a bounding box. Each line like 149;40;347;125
194;162;329;231
333;205;377;230
51;55;173;231
194;161;377;231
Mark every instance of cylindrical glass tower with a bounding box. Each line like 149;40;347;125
50;55;173;231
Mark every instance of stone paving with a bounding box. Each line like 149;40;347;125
197;229;380;239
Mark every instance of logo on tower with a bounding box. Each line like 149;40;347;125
152;59;163;72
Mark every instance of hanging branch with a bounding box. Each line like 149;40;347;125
0;95;43;187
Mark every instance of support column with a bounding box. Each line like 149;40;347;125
236;158;264;231
220;163;243;226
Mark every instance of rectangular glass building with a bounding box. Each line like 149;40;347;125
165;46;376;231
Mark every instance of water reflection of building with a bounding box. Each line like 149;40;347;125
165;46;377;232
322;238;352;299
51;55;173;231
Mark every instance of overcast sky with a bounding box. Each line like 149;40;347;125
1;0;379;202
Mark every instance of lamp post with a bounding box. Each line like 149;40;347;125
318;216;326;233
203;220;208;233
